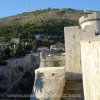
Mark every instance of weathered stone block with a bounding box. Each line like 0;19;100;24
30;67;65;100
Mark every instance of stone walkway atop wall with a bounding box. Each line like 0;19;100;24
61;80;84;100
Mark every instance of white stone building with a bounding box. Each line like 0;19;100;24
50;42;65;52
11;38;20;44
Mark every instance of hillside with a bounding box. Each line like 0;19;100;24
0;8;85;43
0;8;84;26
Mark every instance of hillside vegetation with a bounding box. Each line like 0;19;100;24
0;8;84;40
0;8;84;25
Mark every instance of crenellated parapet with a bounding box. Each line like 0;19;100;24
79;12;100;25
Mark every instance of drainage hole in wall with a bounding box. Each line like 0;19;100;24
52;73;55;76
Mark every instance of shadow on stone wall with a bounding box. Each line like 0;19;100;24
65;72;82;81
34;72;45;93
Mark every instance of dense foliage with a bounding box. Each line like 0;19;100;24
0;18;78;39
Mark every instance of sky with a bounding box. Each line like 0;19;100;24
0;0;100;18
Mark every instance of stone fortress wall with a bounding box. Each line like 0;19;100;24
81;41;100;100
79;12;100;30
64;12;100;80
39;52;65;68
31;12;100;100
31;52;65;100
0;53;39;89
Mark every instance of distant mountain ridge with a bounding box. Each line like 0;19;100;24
0;8;84;26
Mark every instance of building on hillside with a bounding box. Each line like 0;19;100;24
37;46;49;52
35;34;43;40
11;38;20;44
0;44;15;51
50;42;65;52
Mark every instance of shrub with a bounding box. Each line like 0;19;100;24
4;48;11;57
53;60;60;67
24;45;32;52
15;49;26;58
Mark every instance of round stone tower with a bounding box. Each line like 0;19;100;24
79;12;100;32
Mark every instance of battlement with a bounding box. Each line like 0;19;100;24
79;12;100;25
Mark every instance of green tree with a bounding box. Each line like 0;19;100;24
15;48;25;58
32;40;37;50
4;48;11;57
4;35;11;45
24;45;32;52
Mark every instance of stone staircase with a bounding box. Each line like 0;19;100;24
61;80;84;100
